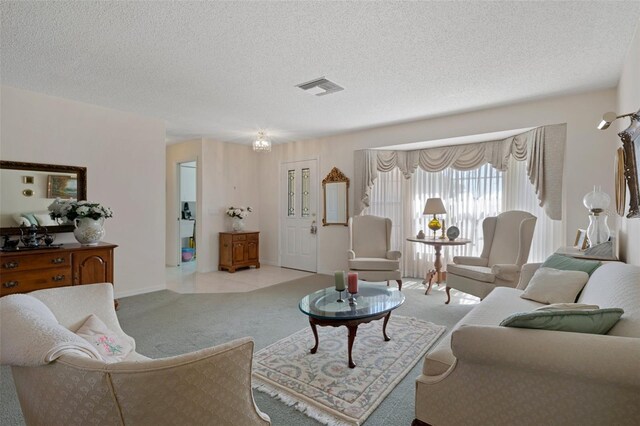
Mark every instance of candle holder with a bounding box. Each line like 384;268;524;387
348;292;358;306
336;290;344;303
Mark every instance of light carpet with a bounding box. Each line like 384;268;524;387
252;315;445;426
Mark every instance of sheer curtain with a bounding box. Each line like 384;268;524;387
503;157;562;262
365;160;559;278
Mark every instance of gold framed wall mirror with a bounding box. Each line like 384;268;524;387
599;108;640;219
0;161;87;235
618;110;640;218
322;167;349;226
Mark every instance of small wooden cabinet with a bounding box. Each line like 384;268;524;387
0;242;117;297
219;232;260;273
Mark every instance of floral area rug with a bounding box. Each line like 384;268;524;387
252;315;445;425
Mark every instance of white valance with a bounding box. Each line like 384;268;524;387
354;124;566;220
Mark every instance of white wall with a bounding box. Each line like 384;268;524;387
617;20;640;265
259;89;619;274
1;85;166;297
166;138;259;272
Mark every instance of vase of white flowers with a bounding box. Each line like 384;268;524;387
49;199;113;245
226;206;252;232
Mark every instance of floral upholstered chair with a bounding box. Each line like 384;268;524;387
348;215;402;290
0;283;270;426
445;210;537;303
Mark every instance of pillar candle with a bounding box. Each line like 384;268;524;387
347;272;358;293
334;271;346;291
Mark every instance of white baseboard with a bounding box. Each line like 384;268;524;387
115;285;166;299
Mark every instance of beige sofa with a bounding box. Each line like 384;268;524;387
1;283;270;426
415;262;640;426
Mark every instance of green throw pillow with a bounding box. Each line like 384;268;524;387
541;254;601;276
500;308;624;334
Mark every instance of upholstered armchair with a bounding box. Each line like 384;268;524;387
0;283;270;426
348;215;402;290
445;210;536;303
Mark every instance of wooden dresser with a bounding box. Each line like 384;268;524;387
219;232;260;273
0;242;117;297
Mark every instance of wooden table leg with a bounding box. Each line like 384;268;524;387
433;243;444;283
309;318;319;354
382;312;392;341
424;269;436;295
347;324;358;368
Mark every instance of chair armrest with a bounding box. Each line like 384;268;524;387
516;262;543;290
490;264;521;282
386;250;401;260
452;256;488;267
348;250;356;260
451;325;640;387
59;337;271;425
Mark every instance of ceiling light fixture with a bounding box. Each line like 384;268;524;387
253;131;271;152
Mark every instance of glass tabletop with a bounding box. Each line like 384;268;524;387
299;283;405;320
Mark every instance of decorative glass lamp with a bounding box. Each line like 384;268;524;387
583;186;611;247
423;198;447;239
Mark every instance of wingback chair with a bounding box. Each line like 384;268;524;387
348;215;402;290
0;283;270;426
445;210;537;304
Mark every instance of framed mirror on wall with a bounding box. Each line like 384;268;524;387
322;167;349;226
0;161;87;235
619;110;640;218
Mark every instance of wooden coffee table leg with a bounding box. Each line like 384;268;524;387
347;324;358;368
382;312;392;341
309;318;319;354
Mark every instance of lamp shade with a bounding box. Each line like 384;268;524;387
423;198;447;215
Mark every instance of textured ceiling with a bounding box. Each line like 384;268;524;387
2;1;640;145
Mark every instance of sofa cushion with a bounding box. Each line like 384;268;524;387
541;253;601;276
447;264;495;283
578;262;640;338
423;287;541;376
520;267;589;304
348;258;399;271
500;308;624;334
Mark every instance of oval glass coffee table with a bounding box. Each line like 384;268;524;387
299;283;405;368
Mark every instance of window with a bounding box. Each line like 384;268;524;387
366;161;559;278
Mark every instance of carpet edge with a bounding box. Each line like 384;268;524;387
253;377;357;426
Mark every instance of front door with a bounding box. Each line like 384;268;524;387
280;159;318;272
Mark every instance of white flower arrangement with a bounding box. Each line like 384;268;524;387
48;198;114;222
226;206;252;219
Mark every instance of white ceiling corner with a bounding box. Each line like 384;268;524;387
1;1;639;145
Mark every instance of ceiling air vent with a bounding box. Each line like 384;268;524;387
296;77;344;96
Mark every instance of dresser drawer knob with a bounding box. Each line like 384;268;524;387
52;275;65;282
3;261;19;269
3;281;18;288
51;257;65;264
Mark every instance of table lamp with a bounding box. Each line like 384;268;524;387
583;186;611;247
423;198;447;239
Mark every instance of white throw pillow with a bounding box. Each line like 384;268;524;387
33;213;57;227
75;314;132;363
520;267;590;304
